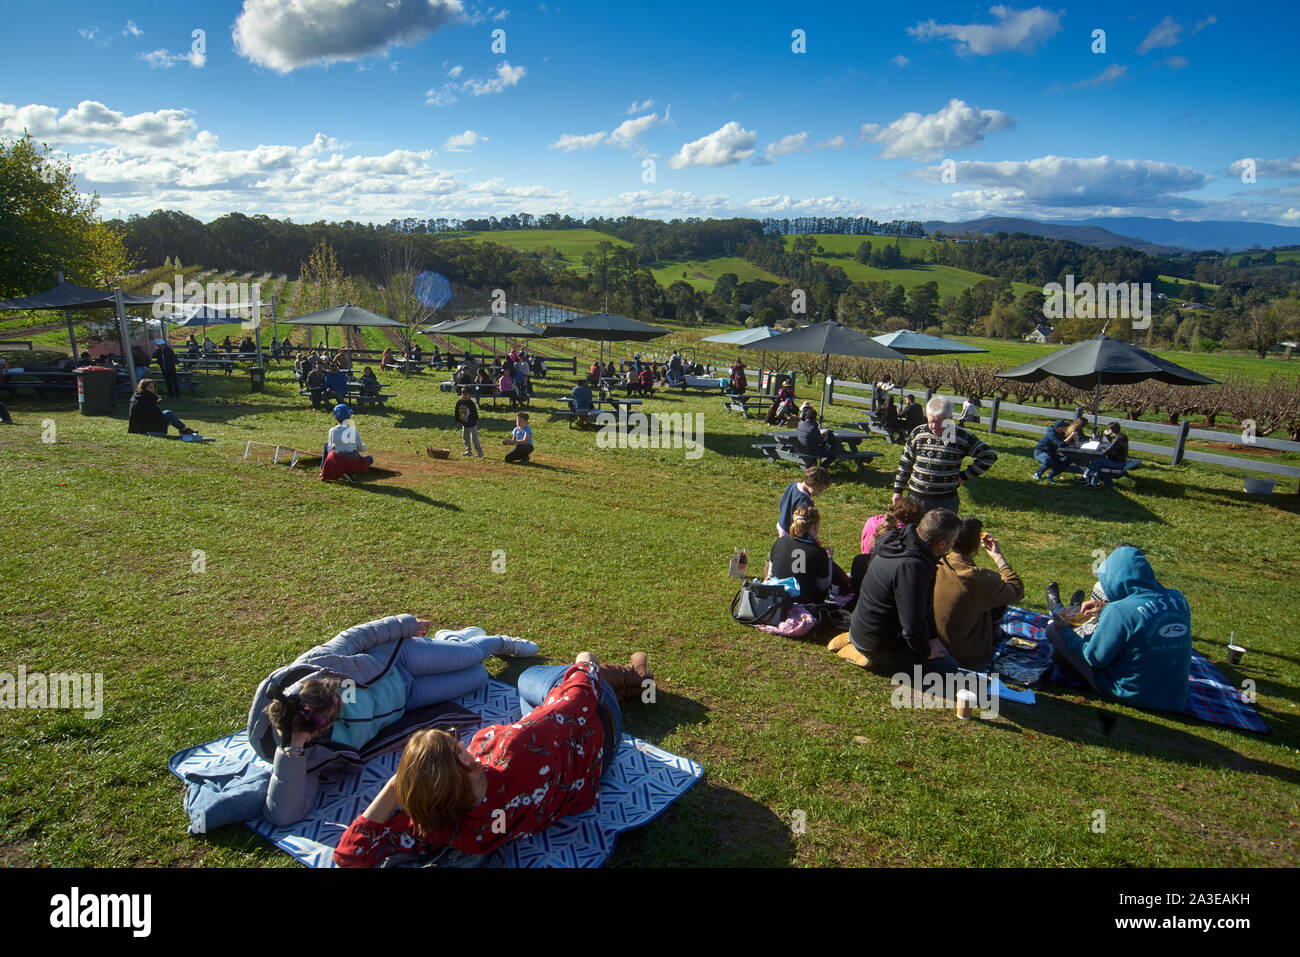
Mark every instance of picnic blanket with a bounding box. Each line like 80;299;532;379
168;679;704;867
990;606;1268;733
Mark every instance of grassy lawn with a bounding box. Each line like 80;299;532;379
460;228;629;262
1;346;1297;868
650;257;783;292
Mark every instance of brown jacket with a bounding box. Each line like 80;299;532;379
933;552;1024;670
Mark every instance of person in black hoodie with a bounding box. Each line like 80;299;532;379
153;338;181;397
795;402;840;459
455;387;483;457
842;508;961;679
128;379;196;436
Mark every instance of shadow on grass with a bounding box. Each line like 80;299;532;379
963;465;1167;524
701;427;896;485
989;690;1299;786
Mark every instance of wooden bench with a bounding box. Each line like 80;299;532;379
723;395;771;418
753;442;881;474
553;407;604;428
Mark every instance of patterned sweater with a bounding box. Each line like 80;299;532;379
893;423;997;498
333;664;607;866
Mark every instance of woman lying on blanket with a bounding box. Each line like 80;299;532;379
333;652;654;866
259;618;540;827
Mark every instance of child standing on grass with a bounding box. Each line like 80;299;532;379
455;387;483;457
504;411;534;464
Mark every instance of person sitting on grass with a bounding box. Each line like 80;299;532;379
933;518;1024;670
332;651;653;866
832;508;961;678
321;404;373;483
504;412;534;464
257;617;540;828
323;362;349;406
1044;545;1191;712
128;378;201;439
765;380;796;425
1082;422;1130;486
767;505;852;606
455;387;483;458
1033;419;1073;482
776;465;830;537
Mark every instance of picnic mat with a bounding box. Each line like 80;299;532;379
990;606;1269;733
168;679;704;867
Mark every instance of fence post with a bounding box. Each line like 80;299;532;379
988;396;1001;434
925;387;934;402
1172;420;1190;465
1074;405;1085;421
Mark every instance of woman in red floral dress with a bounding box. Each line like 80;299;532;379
334;653;652;866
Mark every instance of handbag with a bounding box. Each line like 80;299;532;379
730;580;792;626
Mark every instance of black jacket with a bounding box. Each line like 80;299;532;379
127;390;168;434
849;524;940;660
154;344;178;373
454;397;479;429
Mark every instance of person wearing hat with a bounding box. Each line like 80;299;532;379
321;404;373;482
153;337;181;398
1082;422;1130;486
1033;419;1073;482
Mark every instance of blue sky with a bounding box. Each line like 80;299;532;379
1;1;1297;225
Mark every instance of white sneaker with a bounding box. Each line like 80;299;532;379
499;636;539;657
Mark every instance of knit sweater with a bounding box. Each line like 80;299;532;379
893;424;997;498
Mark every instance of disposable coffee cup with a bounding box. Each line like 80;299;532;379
955;690;977;720
1227;645;1245;666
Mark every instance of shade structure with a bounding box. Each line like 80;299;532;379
701;326;786;346
996;333;1217;431
872;330;988;392
739;321;906;416
423;313;542;358
541;312;669;366
0;280;161;383
286;302;404;351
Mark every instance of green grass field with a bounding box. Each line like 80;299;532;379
1;344;1297;867
649;257;784;292
460;228;630;262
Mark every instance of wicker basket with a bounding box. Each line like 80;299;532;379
427;447;451;459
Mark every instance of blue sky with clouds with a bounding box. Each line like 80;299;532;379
1;1;1297;226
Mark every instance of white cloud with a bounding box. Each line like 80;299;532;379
443;130;488;151
669;121;756;169
79;26;110;47
746;194;861;214
1229;155;1300;178
764;132;810;160
463;61;525;95
233;0;465;73
907;5;1063;56
1163;56;1188;70
608;109;669;152
909;154;1212;207
122;21;143;37
447;64;464;77
139;47;207;69
1071;63;1126;88
817;135;847;151
1137;15;1181;54
860;99;1014;160
0;100;198;148
890;55;909;67
549;131;606;151
626;98;654;114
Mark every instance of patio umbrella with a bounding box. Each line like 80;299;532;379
425;314;541;357
872;329;987;395
161;301;270;365
285;303;404;356
996;333;1217;432
739;321;906;417
541;312;669;367
703;326;786;389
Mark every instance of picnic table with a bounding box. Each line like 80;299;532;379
754;428;881;474
180;357;238;375
2;369;78;400
438;380;529;408
722;394;772;418
300;382;395;410
555;396;642;427
390;357;426;374
1058;441;1143;486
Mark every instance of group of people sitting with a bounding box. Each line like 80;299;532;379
182;334;256;357
762;465;1193;714
453;352;533;405
1034;417;1130;486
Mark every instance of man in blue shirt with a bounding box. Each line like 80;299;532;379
1033;419;1071;482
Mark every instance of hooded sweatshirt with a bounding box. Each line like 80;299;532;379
849;524;940;660
1059;547;1191;711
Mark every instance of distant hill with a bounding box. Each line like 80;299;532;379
923;217;1184;256
1050;217;1300;253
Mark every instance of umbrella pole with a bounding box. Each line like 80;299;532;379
819;353;829;419
65;309;76;357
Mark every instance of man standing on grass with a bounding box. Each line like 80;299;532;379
153;338;181;398
892;396;996;516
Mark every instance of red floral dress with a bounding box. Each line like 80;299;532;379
333;664;608;867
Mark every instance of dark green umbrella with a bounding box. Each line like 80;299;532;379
286;303;404;353
996;333;1216;431
740;321;906;417
541;312;669;366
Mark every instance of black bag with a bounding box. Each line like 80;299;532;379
730;581;792;626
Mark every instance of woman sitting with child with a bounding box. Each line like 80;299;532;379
333;651;653;865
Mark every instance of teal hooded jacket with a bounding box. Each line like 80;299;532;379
1060;547;1192;711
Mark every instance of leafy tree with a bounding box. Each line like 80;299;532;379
0;133;131;298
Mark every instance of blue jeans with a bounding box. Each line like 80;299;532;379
393;634;509;709
1034;450;1065;478
516;664;623;773
1083;455;1113;485
161;409;188;433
